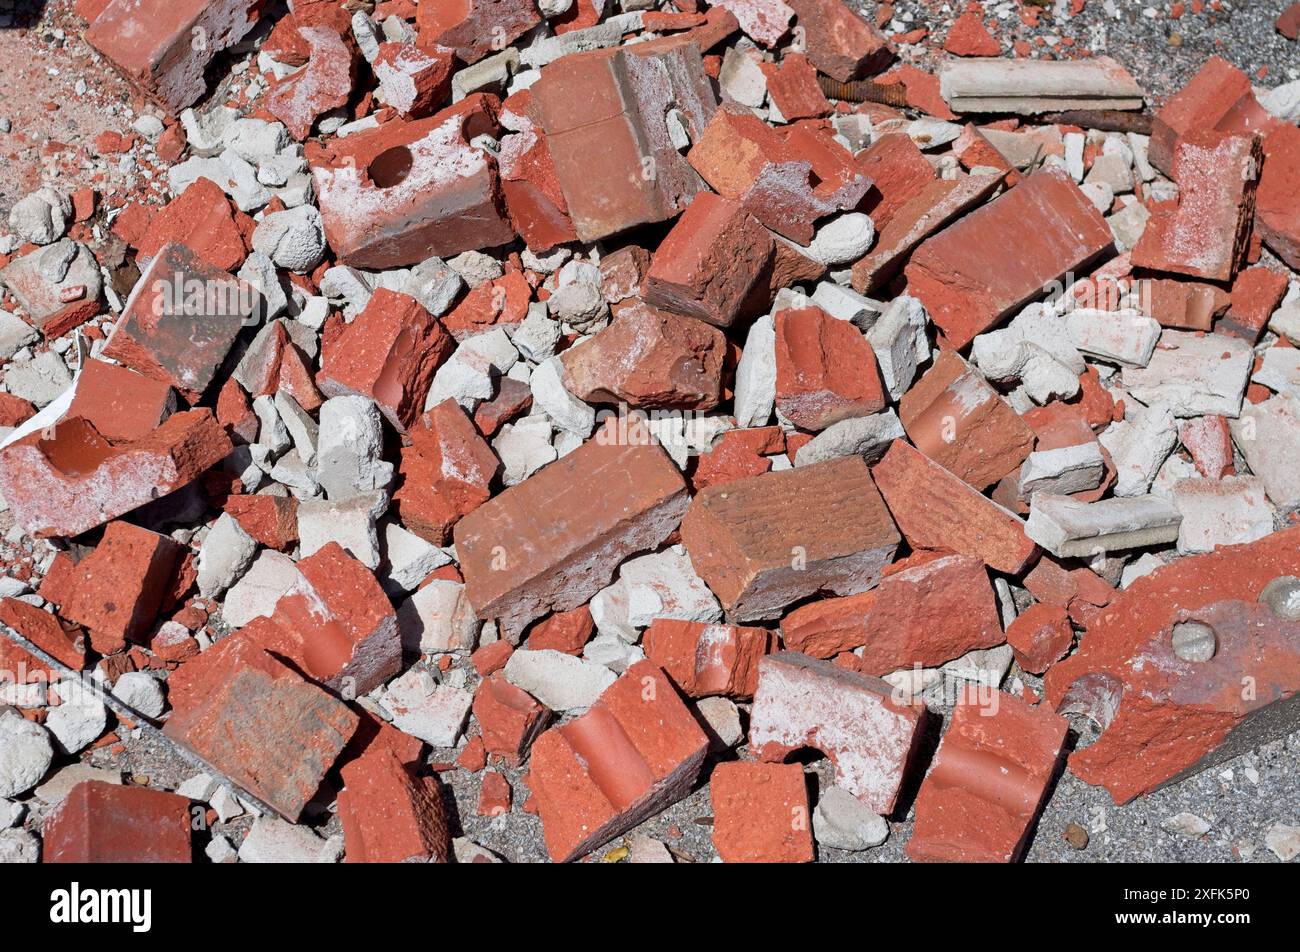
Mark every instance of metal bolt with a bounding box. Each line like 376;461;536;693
1171;621;1217;663
1259;576;1300;620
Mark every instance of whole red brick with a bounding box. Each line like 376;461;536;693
43;781;192;863
529;661;708;861
472;673;551;766
907;693;1067;862
454;436;688;641
899;350;1035;491
338;745;450;863
774;306;885;431
711;761;813;863
872;440;1039;575
681;456;900;622
749;652;924;814
394;399;501;544
318;289;453;430
644;192;774;329
642;618;773;698
1005;602;1074;675
905;167;1113;349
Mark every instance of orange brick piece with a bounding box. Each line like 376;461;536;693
338;746;451;863
872;440;1039;575
711;761;814;863
529;661;709;862
455;437;689;641
907;694;1068;862
642;618;773;698
43;781;192;863
682;456;899;622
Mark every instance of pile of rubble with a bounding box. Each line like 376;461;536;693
0;0;1298;864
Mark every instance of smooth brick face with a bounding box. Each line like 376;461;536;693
455;437;689;641
907;694;1068;863
681;456;900;622
103;242;252;403
1045;527;1300;804
310;97;515;269
749;652;924;814
905;167;1114;348
642;618;773;698
165;637;359;820
533;45;717;242
899;350;1035;490
529;661;708;861
318;289;453;431
85;0;264;113
1132;131;1261;283
711;761;813;863
644;192;774;328
774;307;885;430
43;781;192;863
872;440;1039;575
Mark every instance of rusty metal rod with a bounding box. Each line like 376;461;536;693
817;75;910;108
1039;110;1154;134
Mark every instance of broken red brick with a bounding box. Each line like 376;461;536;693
310;96;515;268
1131;131;1261;283
1148;56;1273;176
497;90;577;251
682;456;900;622
318;289;454;430
690;426;785;490
48;521;184;653
1256;124;1300;271
944;9;1001;57
1221;266;1290;342
533;45;716;242
165;636;359;820
471;639;513;677
1179;415;1235;479
43;781;192;863
711;761;813;863
0;410;232;539
66;358;176;444
643;618;773;698
373;42;454;120
529;661;708;862
899;350;1035;490
455;436;688;641
785;0;893;82
560;302;727;409
223;493;299;550
907;693;1067;862
102;242;252;403
477;770;512;817
416;0;540;64
856;132;937;232
526;605;594;655
749;652;924;814
872;440;1039;575
84;0;264;114
0;596;86;678
644;192;774;329
472;672;551;766
905;167;1113;349
1006;602;1074;674
1280;4;1300;39
264;25;357;141
393;398;500;545
774;306;885;430
761;53;832;120
1137;277;1230;331
338;745;450;863
136;177;246;272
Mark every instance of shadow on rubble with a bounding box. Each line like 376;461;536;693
3;0;49;30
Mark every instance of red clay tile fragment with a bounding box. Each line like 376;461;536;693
711;761;813;863
529;661;709;862
43;781;192;863
681;456;900;622
907;693;1068;862
749;652;924;814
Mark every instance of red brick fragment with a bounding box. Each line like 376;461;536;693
905;167;1113;349
477;770;512;817
690;426;785;490
872;440;1039;575
711;761;813;863
416;0;541;65
43;781;192;863
338;745;450;863
944;9;1001;56
137;178;246;272
1280;4;1300;39
264;25;357;141
1221;266;1289;342
1179;415;1235;479
373;42;454;120
497;90;576;251
529;661;708;862
682;456;900;622
761;53;831;120
855;132;936;232
526;605;594;655
165;636;359;820
318;289;453;430
1005;602;1074;674
66;359;176;444
1137;277;1230;331
774;306;885;431
643;618;772;698
1148;56;1274;177
1256;124;1300;271
472;672;551;766
907;693;1067;862
0;596;86;676
223;493;298;549
394;399;500;545
749;652;924;814
785;0;893;82
455;437;688;641
471;639;513;677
